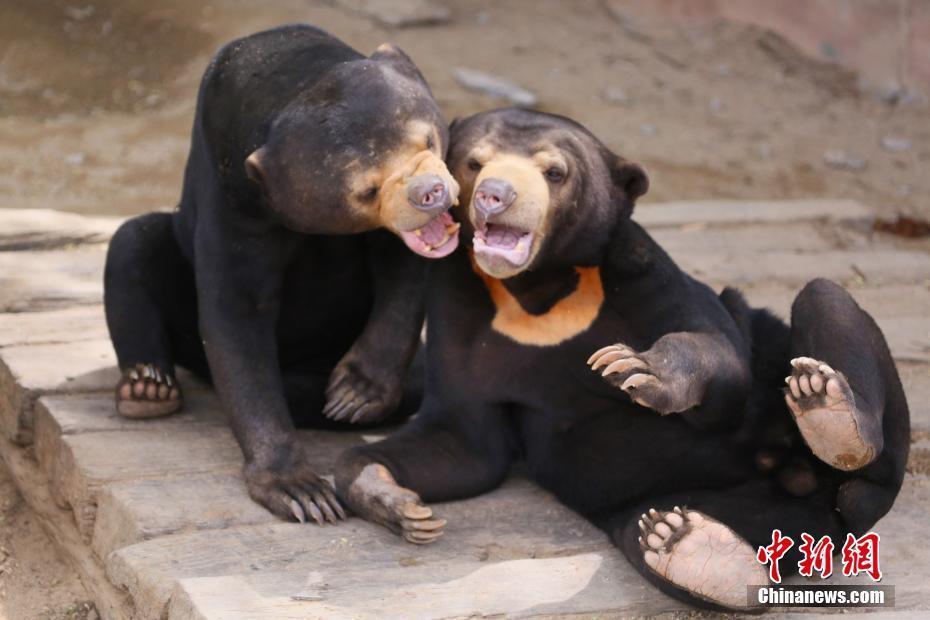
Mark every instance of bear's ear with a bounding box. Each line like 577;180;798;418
371;43;415;66
371;43;426;85
245;147;267;186
611;160;649;202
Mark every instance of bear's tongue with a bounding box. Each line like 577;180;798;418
485;225;521;250
473;223;533;266
399;211;460;259
418;213;452;245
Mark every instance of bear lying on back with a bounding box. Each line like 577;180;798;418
335;108;908;611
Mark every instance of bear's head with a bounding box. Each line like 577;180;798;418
448;108;648;278
245;43;461;258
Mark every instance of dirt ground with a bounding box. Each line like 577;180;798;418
0;0;928;219
0;465;94;620
0;0;927;617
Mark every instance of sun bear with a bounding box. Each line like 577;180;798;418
334;108;908;611
103;25;461;524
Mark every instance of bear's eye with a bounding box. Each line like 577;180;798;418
426;135;435;151
544;167;566;183
467;159;482;172
360;186;379;201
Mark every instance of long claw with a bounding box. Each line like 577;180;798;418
289;498;306;524
402;502;432;520
405;529;444;544
305;501;325;526
314;494;338;524
602;357;648;377
330;395;364;422
322;487;347;520
587;345;620;365
349;402;378;424
590;350;624;370
621;373;657;391
325;366;349;397
402;517;447;531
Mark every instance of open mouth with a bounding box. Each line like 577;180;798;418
473;222;534;266
400;211;461;258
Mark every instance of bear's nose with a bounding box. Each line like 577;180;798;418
474;178;517;217
407;174;451;213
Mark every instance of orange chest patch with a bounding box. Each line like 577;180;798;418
475;264;605;347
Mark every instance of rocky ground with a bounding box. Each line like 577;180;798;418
0;0;928;219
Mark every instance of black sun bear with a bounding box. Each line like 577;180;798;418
103;25;461;523
334;108;909;611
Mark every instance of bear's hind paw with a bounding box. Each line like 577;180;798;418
115;363;182;419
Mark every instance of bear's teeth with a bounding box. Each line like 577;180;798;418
414;229;422;237
446;222;461;234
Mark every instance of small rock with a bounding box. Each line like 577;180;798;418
603;86;629;105
453;68;537;107
334;0;450;28
86;608;99;620
756;143;773;159
64;152;85;166
639;123;657;136
823;149;867;171
63;5;95;21
475;10;490;25
709;98;725;112
881;136;911;152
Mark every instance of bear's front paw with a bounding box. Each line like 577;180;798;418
323;359;402;424
244;451;346;525
587;343;690;414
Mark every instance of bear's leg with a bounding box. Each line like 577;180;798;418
605;478;846;612
104;212;200;418
784;278;907;472
335;410;513;543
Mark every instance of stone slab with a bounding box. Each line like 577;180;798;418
739;282;930;321
33;390;374;556
900;363;930;435
735;284;930;363
675;249;930;288
0;304;109;347
0;246;106;313
651;222;837;255
33;390;224;513
87;427;369;561
0;339;118;444
108;476;671;620
0;208;121;251
49;426;246;539
110;472;930;620
636;199;873;228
